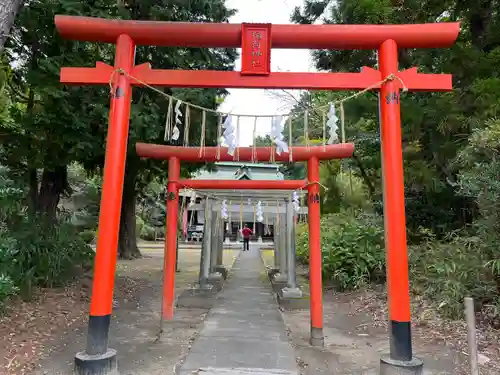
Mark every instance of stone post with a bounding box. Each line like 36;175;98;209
210;212;220;271
281;194;302;299
216;218;224;265
214;216;228;279
279;211;288;276
273;218;280;269
208;210;224;287
272;209;288;291
199;198;212;289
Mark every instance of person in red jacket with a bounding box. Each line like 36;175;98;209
241;224;253;251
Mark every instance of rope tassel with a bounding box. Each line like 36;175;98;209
199;110;206;158
252;117;258;163
340;102;346;143
164;97;174;142
322;111;327;150
216;114;223;160
235;116;241;161
183;104;191;147
110;68;408;148
304;110;310;150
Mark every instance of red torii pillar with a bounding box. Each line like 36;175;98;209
54;15;459;375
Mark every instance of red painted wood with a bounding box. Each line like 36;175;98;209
60;63;452;91
55;15;460;50
241;23;272;76
179;179;306;190
135;143;355;162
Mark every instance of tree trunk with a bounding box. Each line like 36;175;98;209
118;162;141;259
37;165;68;222
27;167;38;213
0;0;23;51
353;154;375;197
469;0;494;51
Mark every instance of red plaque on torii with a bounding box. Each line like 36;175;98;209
240;23;272;76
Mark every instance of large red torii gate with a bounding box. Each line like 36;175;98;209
54;14;459;375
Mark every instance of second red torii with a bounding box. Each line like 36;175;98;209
135;143;355;163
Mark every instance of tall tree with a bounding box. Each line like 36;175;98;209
2;0;236;258
112;0;237;258
291;0;500;236
3;0;115;221
0;0;23;52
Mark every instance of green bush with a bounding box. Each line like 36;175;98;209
70;173;102;232
402;119;500;320
140;225;156;241
0;218;95;305
0;274;17;311
0;232;18;310
409;231;500;319
136;215;145;237
0;222;94;302
79;229;96;244
296;210;385;290
0;165;95;307
156;226;166;240
3;219;94;297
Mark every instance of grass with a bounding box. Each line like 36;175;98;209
260;249;275;268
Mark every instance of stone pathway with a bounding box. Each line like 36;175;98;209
178;244;299;375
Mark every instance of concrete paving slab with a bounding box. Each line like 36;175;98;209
178;244;299;375
195;368;297;375
199;325;287;340
182;338;296;370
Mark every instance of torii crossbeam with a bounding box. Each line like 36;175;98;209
54;14;459;375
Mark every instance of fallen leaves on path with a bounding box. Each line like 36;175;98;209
0;250;204;375
334;287;500;373
0;276;91;375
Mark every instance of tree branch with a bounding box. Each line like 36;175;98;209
353;153;376;197
7;81;29;102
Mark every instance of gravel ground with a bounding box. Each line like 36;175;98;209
259;251;499;375
0;245;238;375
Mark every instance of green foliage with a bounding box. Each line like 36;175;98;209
254;135;272;146
291;0;500;237
140;225;158;241
410;232;500;319
296;210;385;290
0;166;93;306
405;118;500;319
0;273;17;311
292;0;500;322
79;229;96;244
334;171;370;210
68;164;102;231
0;217;94;301
137;177;166;229
4;219;94;298
0;229;19;310
135;215;145;237
457;118;500;237
0;0;237;260
0;165;24;221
